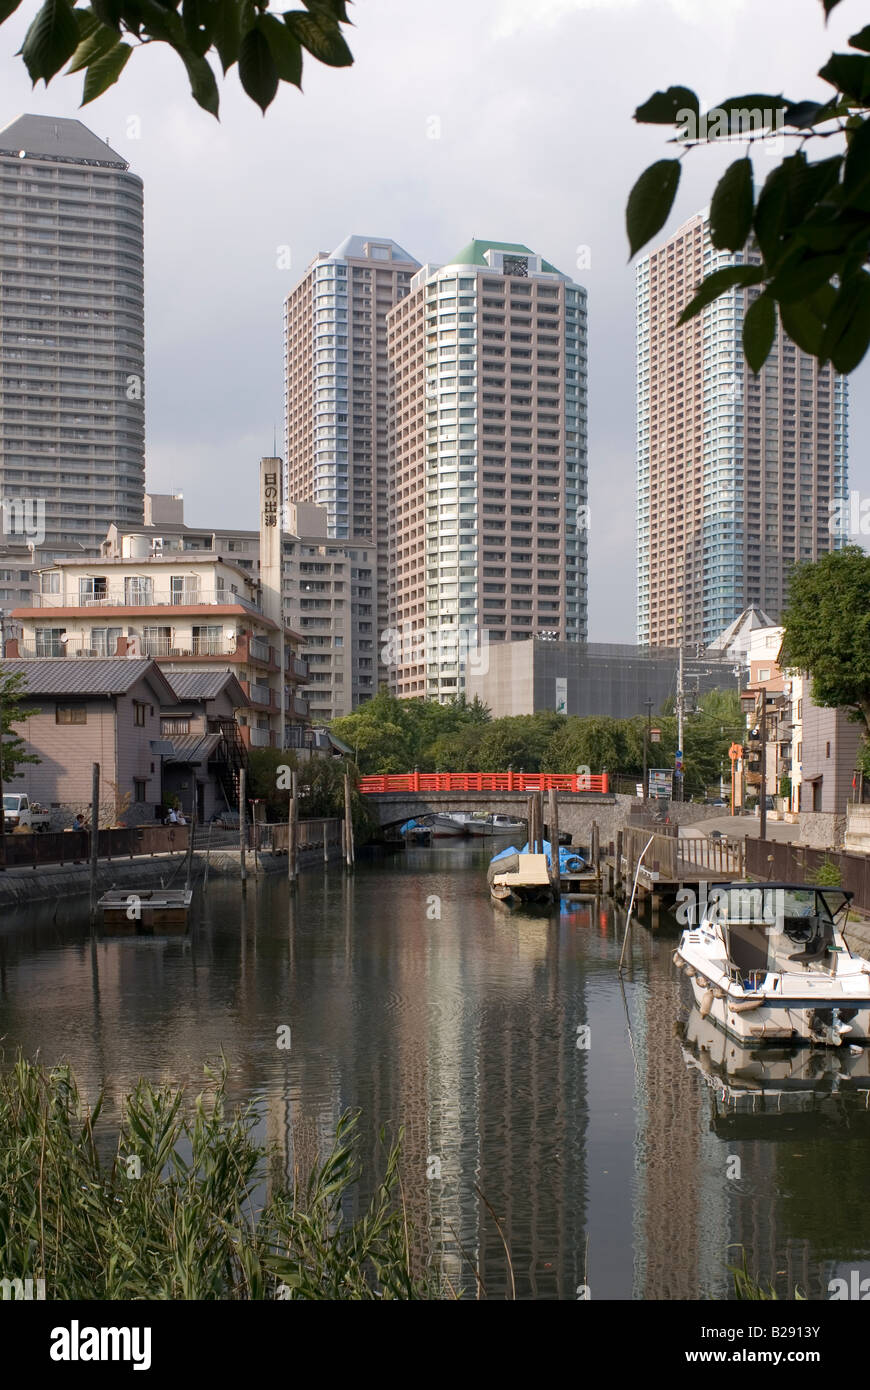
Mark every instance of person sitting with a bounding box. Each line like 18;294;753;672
176;810;187;825
166;806;178;825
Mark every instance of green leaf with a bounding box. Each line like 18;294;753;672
822;0;845;15
67;19;121;72
768;252;841;303
182;0;215;58
303;0;351;20
211;0;241;72
709;157;753;252
257;14;302;86
89;0;125;32
0;0;24;22
743;294;776;372
181;49;220;113
81;38;132;102
779;300;824;357
849;25;870;53
753;160;792;267
842;116;870;210
701;95;790;138
284;9;352;66
238;25;278;111
634;86;698;125
782;99;836;128
21;0;81;81
818;53;870;102
626;159;680;259
820;271;870;372
677;264;764;325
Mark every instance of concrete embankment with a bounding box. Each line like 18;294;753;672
0;845;343;911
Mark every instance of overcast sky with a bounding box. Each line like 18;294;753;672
1;0;867;640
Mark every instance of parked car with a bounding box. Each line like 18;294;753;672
2;793;50;832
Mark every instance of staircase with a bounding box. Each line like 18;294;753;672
213;720;249;814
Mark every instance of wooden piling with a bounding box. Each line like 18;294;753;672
344;773;354;869
548;788;560;892
89;761;100;923
239;767;247;884
591;820;600;889
615;829;623;899
323;819;329;865
288;771;298;886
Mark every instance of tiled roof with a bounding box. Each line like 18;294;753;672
0;657;174;699
162;669;248;703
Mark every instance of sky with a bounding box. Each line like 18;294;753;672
0;0;867;641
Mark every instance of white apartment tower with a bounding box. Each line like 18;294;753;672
387;239;588;699
283;235;421;672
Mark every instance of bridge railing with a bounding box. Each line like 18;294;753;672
358;772;609;794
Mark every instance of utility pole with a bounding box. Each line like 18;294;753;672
676;643;685;803
642;697;653;803
759;692;768;841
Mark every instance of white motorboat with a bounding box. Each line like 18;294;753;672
675;882;870;1047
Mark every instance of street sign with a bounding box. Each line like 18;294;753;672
649;768;673;799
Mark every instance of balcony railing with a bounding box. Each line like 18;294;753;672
288;655;309;679
250;637;270;663
249;727;272;747
31;587;262;613
249;682;273;707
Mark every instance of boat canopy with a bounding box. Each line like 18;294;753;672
702;883;851;928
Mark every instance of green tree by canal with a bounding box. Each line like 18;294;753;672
0;669;40;784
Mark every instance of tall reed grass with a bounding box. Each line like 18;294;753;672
0;1054;444;1300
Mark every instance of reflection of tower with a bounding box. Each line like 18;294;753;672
633;946;711;1298
472;917;590;1299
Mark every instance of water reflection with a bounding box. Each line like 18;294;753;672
0;844;869;1299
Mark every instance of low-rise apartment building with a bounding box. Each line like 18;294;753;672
7;551;308;749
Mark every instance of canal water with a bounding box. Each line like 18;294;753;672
2;840;870;1301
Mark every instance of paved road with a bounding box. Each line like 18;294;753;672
679;815;801;843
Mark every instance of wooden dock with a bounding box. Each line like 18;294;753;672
608;825;745;919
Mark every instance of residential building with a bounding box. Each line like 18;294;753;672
636;212;848;648
798;691;862;814
283;235;421;673
283;501;377;720
0;114;145;555
2;657;176;826
7;550;308;748
159;669;249;822
387;238;588;698
104;494;375;721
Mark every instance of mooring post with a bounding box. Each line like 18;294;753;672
615;829;623;898
591;820;600;888
89;761;100;923
288;771;297;887
239;767;247;885
548;787;559;892
344;773;354;869
322;818;329;865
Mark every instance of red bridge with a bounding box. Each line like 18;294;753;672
359;772;609;795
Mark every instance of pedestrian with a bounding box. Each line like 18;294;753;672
166;806;178;825
72;812;85;831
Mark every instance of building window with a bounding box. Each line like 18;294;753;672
134;702;146;727
162;717;190;736
56;706;86;725
40;571;60;595
133;779;147;803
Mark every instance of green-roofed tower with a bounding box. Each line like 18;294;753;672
386;238;588;701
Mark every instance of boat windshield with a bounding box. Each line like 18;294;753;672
708;886;842;979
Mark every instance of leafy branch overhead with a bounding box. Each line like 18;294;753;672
626;0;870;374
8;0;353;115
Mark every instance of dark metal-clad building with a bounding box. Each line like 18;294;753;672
465;638;738;719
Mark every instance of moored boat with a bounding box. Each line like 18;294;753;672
675;882;870;1047
487;850;556;907
97;887;192;933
